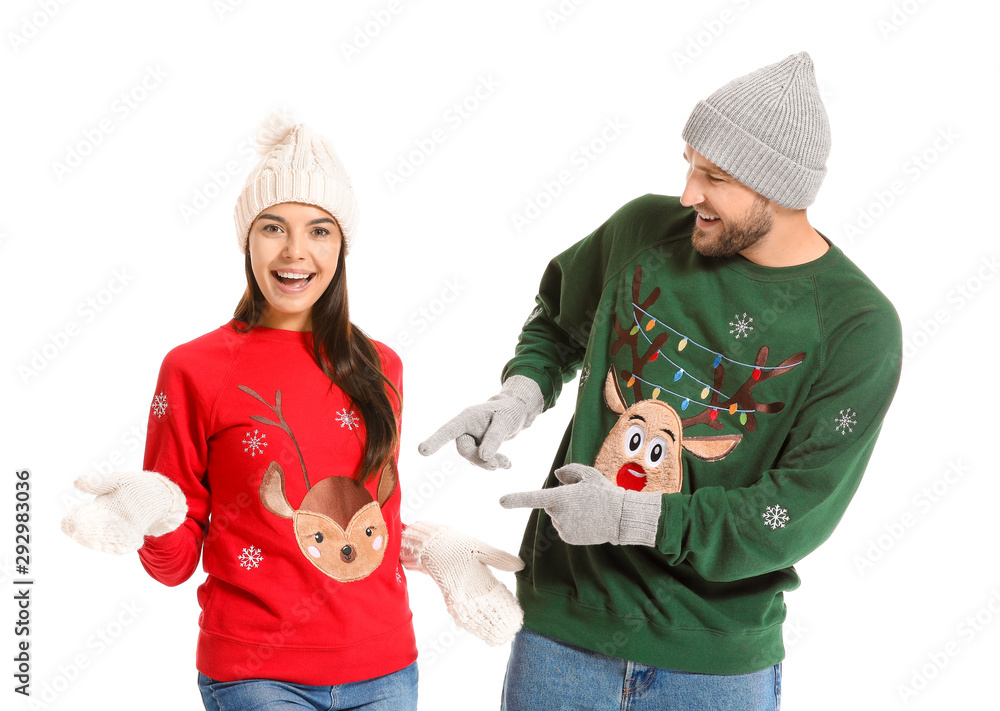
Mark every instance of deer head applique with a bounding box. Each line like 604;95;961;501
239;385;397;583
596;264;807;493
593;369;741;494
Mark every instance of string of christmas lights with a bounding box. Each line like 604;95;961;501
625;372;754;424
631;303;804;373
623;302;803;424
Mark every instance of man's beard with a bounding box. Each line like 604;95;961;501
691;195;774;258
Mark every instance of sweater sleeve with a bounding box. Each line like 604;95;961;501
654;302;903;582
501;206;623;409
137;348;214;587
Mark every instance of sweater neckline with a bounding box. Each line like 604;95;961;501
228;319;315;345
722;232;844;282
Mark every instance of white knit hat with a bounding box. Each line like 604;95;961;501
234;110;360;254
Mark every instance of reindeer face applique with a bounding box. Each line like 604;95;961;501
594;264;807;493
240;385;397;583
258;458;396;582
593;369;742;494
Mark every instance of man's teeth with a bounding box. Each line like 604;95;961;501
698;213;719;221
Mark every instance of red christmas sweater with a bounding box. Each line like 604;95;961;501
137;320;417;685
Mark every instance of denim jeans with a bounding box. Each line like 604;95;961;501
197;662;418;711
502;628;780;711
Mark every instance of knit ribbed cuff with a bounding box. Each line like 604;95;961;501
500;374;545;426
399;520;448;573
618;491;662;547
144;471;188;537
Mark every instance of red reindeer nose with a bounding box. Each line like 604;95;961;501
616;463;647;491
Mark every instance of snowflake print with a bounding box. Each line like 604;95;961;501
396;566;403;584
337;408;360;431
729;312;754;339
523;305;543;327
243;429;268;457
579;362;591;387
151;392;168;419
762;505;790;530
239;545;263;570
835;408;857;435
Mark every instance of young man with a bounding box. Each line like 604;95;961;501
420;52;902;710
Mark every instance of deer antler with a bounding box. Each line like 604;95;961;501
680;346;805;432
238;385;312;490
609;265;805;434
610;266;669;401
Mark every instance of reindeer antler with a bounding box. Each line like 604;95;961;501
610;265;806;434
238;385;312;490
680;346;805;433
611;266;669;401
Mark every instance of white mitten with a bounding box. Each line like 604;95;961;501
61;471;187;555
401;521;524;646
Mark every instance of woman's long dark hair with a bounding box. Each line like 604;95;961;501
233;233;400;485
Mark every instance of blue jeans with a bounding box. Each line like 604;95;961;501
198;662;418;711
502;628;780;711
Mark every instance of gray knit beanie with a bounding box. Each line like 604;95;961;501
681;51;831;209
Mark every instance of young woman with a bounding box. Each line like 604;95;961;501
61;111;524;710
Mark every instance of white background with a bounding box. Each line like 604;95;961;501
2;0;998;709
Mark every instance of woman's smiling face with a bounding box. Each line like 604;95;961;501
248;202;343;331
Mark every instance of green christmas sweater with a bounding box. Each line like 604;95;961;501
501;194;902;675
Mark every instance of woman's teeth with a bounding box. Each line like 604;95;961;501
275;271;313;287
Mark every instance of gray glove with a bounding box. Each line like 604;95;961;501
499;463;662;546
418;375;544;470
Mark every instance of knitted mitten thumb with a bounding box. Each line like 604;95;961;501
400;521;524;646
61;471;187;555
